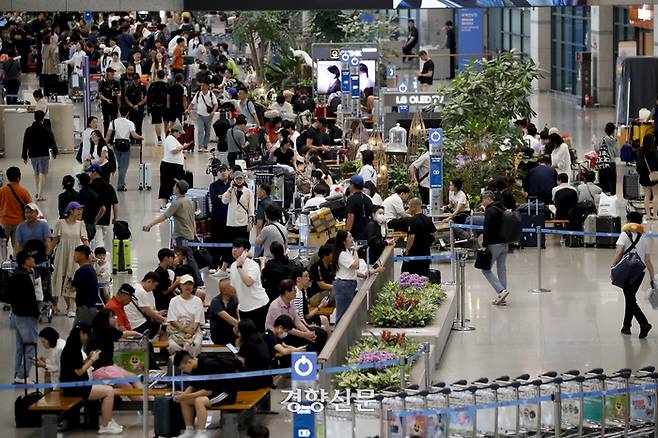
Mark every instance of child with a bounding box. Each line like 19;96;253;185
32;327;65;385
94;247;112;303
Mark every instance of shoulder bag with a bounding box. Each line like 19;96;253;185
474;247;492;270
611;232;646;288
7;184;26;209
645;157;658;183
112;120;131;152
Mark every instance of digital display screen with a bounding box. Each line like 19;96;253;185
316;60;376;95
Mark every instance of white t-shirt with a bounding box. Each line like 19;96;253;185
230;258;269;312
358;164;377;186
43;338;66;381
111;117;135;140
336;250;357;280
524;134;542;156
551;144;572;179
193;90;218;117
449;190;470;212
82;127;94;162
167;294;205;324
383;193;405;221
412;152;430;189
616;232;650;264
91;144;109;166
108;60;126;76
125;283;153;329
163;135;185;165
304;195;326;210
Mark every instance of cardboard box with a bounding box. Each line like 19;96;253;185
309;207;336;233
308;227;337;247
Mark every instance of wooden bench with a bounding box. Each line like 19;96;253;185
29;391;83;412
151;340;227;351
211;388;272;435
545;219;570;228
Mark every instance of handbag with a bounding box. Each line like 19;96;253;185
648;287;658;310
611;232;646;288
474;247;492;270
645;157;658;183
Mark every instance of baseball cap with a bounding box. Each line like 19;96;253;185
227;87;237;95
179;274;194;284
350;175;364;188
232;171;245;180
86;164;102;174
174;179;190;193
218;163;229;171
66;201;85;211
171;121;184;132
25;202;39;211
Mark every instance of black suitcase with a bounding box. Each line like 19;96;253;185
183;170;194;189
319;195;347;220
213;118;231;152
15;342;43;428
56;79;68;95
517;200;545;248
153;396;185;437
596;216;621;248
623;172;642;200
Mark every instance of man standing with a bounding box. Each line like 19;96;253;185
208;164;231;272
409;150;430;206
255;205;288;260
143;179;196;248
345;175;373;243
402;198;436;277
88;164;119;264
165;73;188;133
230;238;270;331
21;110;58;201
98;67;121;134
171;37;185;76
402;19;419;61
481;191;509;306
255;183;273;235
383;185;411;231
226;115;249;166
417;51;434;92
124;73;147;139
105;105;144;192
222;172;254;256
192;80;218;153
0;166;32;250
14;203;51;256
116;26;134;63
7;250;40;384
444;20;456;80
71;245;99;324
76;172;104;244
147;69;169;145
237;87;260;128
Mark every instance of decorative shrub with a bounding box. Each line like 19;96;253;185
370;274;446;328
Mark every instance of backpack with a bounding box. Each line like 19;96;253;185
104;145;117;174
620;143;636;163
611;232;646;288
147;81;168;110
496;207;523;243
249;100;266;126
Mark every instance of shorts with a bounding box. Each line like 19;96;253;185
208;391;236;406
164;108;184;123
92;364;129;381
31;156;50;174
151;107;164;124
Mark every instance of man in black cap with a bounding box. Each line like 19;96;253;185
208;163;232;272
98;67;121;133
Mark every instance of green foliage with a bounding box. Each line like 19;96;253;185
340;160;362;176
338;12;399;43
334;335;420;390
387;161;418;198
310;11;344;42
430;52;540;199
265;46;306;91
370;281;447;328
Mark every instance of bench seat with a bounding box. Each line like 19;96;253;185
212;388;271;411
29;391;83;412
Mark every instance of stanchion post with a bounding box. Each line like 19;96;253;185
142;332;149;438
452;251;475;332
423;342;431;390
399;356;406;390
529;226;551;294
444;220;456;286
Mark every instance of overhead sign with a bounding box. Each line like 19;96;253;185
341;71;350;93
428;128;443;146
430;156;443;189
387;65;396;79
457;9;484;71
398;105;409;113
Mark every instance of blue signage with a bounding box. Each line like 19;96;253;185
387;65;396;79
341;71;350;93
398;105;409;113
430;156;443;189
351;75;360;99
293;406;315;438
428;128;443;146
457;9;483;71
291;352;317;382
397;80;409;93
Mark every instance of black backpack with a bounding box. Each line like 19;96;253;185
147;81;168;110
249;100;266;126
99;143;117;174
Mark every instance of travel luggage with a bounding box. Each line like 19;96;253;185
0;259;17;306
113;221;132;240
183;170;194;189
583;214;597;247
137;142;151;191
112;239;132;274
186;189;210;220
623;172;643;200
213;118;231;152
595;216;621;248
180;122;195;146
153;396;185;437
319;195;347;221
565;232;584;248
517;199;545;248
15;342;43;428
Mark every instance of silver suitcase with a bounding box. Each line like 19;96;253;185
583;214;596;247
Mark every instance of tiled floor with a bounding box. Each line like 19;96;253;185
0;77;636;436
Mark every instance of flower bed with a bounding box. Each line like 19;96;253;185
370;273;447;328
334;333;421;390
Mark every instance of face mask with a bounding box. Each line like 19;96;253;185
376;213;386;224
278;332;288;339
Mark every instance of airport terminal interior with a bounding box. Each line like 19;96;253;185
0;5;657;438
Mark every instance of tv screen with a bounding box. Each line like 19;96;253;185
316;60;377;95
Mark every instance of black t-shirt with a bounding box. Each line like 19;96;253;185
78;186;101;225
408;213;436;256
262;330;280;359
209;295;238;345
147;81;168;108
308;260;335;297
72;264;99;308
346;192;373;241
60;344;92;398
208;179;230;222
99;78;120;104
238;339;272;389
88;327;122;369
419;59;434;85
407;27;419;49
168;83;186;112
90;178;118;226
273;147;294;167
554;187;579;220
193;353;242;394
153;265;173;311
306;127;324;147
125;82;146;107
262;259;293;302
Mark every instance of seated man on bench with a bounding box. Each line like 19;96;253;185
173;350;242;438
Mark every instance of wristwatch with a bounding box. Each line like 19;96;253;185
237;265;243;269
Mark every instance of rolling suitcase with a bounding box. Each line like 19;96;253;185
186;189;210;220
583;214;597;247
183;170;194;189
112;239;132;274
595;216;621;248
0;259;17;307
15;342;43;428
517;199;545;248
137;142;151;191
623;172;642;200
153;396;185;437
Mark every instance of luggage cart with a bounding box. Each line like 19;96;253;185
379;387;406;438
324;390;353;438
629;367;658;436
425;383;450;438
448;380;477;437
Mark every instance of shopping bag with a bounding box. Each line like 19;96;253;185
649;288;658;310
474;248;492;270
598;193;619;217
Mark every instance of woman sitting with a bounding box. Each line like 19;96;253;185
89;309;144;396
261;242;294;302
236;319;272;389
33;327;65;384
60;323;123;434
167;274;206;356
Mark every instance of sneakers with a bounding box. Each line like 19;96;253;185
640;324;653;339
492;289;509;306
621;327;631;335
176;429;196;438
195;431;210;438
98;419;123;434
14;377;34;385
67;311;76;318
211;269;229;280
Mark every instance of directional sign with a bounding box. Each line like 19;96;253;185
351;75;360;99
428;128;443;146
397;80;408;93
430;156;443;189
387;65;396;79
341;70;350;93
291;352;317;382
